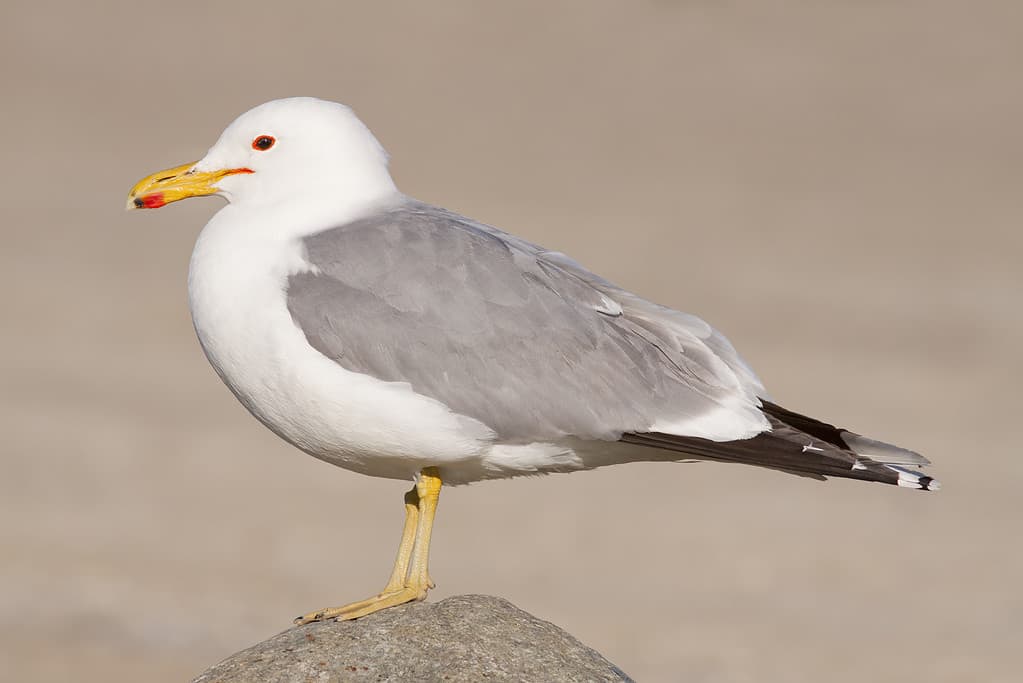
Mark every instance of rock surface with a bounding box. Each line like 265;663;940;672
192;594;633;682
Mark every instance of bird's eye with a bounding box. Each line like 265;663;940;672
252;135;276;151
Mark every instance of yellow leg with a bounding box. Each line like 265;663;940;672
383;486;420;593
407;467;442;591
294;468;443;625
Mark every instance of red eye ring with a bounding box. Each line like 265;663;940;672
252;135;275;151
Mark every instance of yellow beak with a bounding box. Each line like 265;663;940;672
126;161;253;210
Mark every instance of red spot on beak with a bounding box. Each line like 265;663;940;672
140;193;166;209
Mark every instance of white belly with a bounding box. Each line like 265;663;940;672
186;206;498;482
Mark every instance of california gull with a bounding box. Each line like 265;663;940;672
127;97;938;624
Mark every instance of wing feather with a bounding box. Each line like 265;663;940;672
287;199;769;443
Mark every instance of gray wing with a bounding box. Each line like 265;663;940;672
287;199;768;443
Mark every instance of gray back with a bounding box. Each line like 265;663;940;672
287;199;766;442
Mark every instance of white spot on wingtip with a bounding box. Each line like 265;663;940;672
887;464;940;491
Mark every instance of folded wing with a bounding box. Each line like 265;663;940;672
288;199;769;444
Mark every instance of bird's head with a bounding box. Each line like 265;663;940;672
127;97;395;211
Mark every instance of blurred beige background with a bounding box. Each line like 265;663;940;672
2;1;1020;681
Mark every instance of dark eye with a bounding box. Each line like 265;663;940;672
252;135;275;151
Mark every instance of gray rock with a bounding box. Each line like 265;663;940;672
193;594;634;682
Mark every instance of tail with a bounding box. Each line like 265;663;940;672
622;401;939;491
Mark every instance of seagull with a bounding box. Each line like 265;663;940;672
127;97;938;624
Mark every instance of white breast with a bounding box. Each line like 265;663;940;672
186;205;496;482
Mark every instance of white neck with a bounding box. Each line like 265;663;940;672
214;185;404;246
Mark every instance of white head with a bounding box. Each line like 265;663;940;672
127;97;397;212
